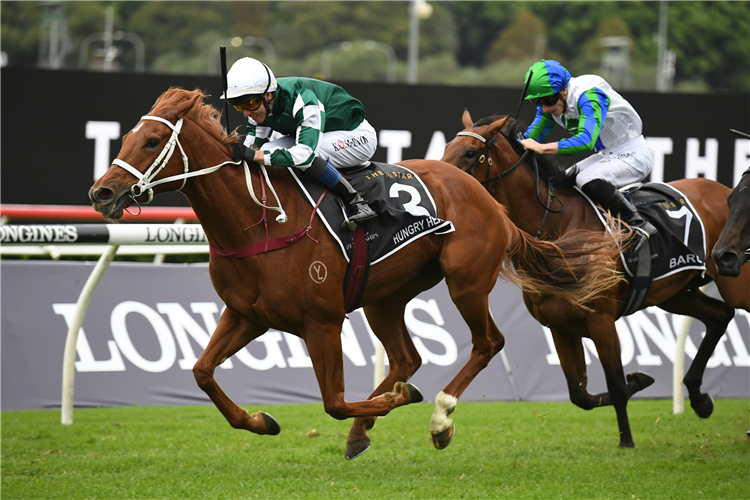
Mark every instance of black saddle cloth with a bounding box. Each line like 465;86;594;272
289;161;454;264
586;182;707;280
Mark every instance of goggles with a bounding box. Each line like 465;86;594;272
531;92;561;107
231;94;264;112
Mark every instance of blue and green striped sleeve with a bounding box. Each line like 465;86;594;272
267;89;326;168
524;107;555;141
558;88;609;155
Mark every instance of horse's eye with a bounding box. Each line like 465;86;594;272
465;150;477;160
146;138;160;148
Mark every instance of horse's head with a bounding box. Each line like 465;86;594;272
442;109;572;190
89;88;235;219
712;171;750;277
441;110;512;176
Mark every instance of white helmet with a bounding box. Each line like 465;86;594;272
221;57;277;104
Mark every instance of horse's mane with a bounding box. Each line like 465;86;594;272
149;87;239;148
474;114;575;189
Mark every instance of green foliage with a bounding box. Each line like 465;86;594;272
2;1;748;92
2;400;748;499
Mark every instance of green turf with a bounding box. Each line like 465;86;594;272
2;399;748;499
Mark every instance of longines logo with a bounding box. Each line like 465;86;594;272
0;225;78;243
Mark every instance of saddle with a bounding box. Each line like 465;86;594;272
290;161;455;312
581;182;707;317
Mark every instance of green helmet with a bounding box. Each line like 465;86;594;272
524;60;571;100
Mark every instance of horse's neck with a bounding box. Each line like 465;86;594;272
490;163;598;239
181;153;301;251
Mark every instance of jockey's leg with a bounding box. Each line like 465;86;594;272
306;155;377;229
581;178;657;247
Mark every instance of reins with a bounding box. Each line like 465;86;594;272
456;127;563;238
111;113;321;257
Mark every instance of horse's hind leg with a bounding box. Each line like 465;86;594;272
192;308;279;435
345;299;423;460
658;288;736;418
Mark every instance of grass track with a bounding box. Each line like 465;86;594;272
2;399;748;499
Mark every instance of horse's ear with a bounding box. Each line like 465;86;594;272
173;92;202;119
488;116;510;136
461;109;473;129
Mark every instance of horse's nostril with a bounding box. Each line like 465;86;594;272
719;252;737;265
94;187;114;203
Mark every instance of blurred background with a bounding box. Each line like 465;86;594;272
3;0;749;94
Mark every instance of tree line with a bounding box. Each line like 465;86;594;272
3;1;749;93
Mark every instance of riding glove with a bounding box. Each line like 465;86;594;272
231;143;252;163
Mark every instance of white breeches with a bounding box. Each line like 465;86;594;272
571;135;653;189
262;119;377;170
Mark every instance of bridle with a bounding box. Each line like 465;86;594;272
455;128;564;238
111;114;288;223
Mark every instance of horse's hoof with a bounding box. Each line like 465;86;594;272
691;393;714;419
259;412;281;435
405;383;424;404
627;372;655;391
431;424;455;450
344;438;371;460
618;440;635;449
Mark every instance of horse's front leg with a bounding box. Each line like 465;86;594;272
345;301;423;460
586;317;639;448
192;307;279;435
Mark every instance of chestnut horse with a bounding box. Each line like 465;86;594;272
89;89;626;459
442;110;750;448
713;164;750;277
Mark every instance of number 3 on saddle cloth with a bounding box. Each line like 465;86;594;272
581;183;707;317
289;162;455;312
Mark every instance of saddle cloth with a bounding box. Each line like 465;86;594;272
289;161;454;264
581;182;707;280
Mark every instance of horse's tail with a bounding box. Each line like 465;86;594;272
502;211;631;312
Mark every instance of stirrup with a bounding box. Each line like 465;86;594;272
337;199;376;231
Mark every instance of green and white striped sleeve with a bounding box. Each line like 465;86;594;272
266;89;326;168
244;123;273;149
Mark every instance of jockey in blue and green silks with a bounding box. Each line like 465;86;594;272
519;59;657;245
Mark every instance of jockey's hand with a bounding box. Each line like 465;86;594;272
518;138;558;155
231;143;248;163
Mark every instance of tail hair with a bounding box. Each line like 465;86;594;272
501;213;632;312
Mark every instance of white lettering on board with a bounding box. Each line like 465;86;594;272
86;121;121;181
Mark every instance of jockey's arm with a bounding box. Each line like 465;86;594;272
261;89;325;168
556;88;609;155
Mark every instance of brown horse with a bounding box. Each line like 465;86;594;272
88;89;626;459
713;164;750;277
442;110;750;448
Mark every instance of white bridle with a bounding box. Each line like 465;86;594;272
110;115;287;223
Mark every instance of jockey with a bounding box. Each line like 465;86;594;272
518;59;657;246
224;57;377;229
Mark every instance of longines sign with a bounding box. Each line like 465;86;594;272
2;261;747;411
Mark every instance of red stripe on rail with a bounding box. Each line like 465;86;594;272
0;204;198;222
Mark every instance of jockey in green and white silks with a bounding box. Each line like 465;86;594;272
224;57;377;229
519;59;657;244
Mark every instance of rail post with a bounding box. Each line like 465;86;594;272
61;244;119;424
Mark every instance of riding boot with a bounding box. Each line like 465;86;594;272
582;179;657;250
331;177;377;229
